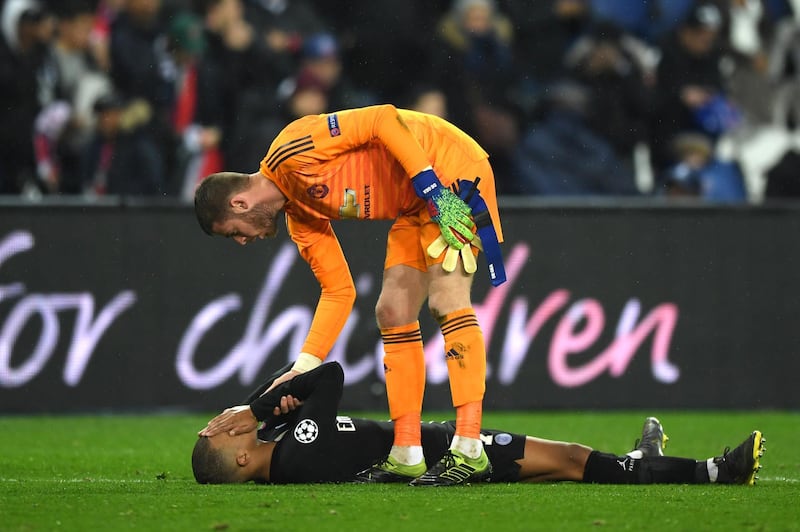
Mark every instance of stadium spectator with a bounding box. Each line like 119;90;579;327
562;20;655;169
108;0;175;192
280;68;328;115
194;0;316;172
193;361;766;486
502;0;593;92
658;132;748;201
288;32;374;111
87;0;124;72
512;81;640;195
81;93;165;195
648;2;742;173
403;84;449;120
244;0;326;69
429;0;520;188
49;0;114;194
313;0;438;104
166;10;225;201
0;0;58;195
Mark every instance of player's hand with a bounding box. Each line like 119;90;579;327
198;405;258;437
263;369;301;394
427;233;483;274
272;394;302;416
412;169;475;249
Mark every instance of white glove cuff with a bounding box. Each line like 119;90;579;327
291;352;323;373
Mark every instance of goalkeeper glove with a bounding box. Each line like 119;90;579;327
412;168;475;249
427;233;482;274
427;177;507;285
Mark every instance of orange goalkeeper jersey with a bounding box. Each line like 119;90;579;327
259;104;490;360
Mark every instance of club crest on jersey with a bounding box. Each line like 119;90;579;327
327;113;341;137
307;184;329;199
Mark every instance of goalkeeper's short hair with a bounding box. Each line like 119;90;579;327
194;172;250;236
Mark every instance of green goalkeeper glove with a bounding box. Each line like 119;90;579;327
412;169;475;249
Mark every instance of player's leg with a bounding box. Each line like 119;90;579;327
411;264;492;486
516;437;593;482
356;218;430;482
515;417;666;482
513;419;701;484
582;420;765;485
411;172;495;485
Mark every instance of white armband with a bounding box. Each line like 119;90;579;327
291;352;323;373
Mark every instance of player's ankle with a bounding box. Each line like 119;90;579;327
451;435;483;459
389;445;424;466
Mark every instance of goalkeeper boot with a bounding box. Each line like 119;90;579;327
354;456;427;483
632;417;669;458
409;448;492;486
713;430;765;485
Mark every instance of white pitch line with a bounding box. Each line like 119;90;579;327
0;478;164;483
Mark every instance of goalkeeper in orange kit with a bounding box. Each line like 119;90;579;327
193;104;506;485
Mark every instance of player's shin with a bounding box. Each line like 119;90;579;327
583;451;707;484
439;308;486;456
381;322;425;464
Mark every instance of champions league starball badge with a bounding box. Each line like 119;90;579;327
294;419;319;443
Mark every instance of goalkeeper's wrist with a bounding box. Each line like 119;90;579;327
411;167;441;199
291;352;323;373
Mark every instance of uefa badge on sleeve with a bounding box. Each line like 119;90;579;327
327;114;341;137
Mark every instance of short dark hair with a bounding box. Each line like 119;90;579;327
194;172;250;235
191;437;239;484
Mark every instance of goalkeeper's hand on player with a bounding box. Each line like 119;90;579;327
412;168;475;249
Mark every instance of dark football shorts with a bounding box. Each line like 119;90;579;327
480;428;527;483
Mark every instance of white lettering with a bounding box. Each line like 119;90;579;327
0;231;136;387
176;245;378;389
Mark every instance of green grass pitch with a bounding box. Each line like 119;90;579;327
1;411;798;531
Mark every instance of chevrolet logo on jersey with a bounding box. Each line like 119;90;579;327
339;189;360;218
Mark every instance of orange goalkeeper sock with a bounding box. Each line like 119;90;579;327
455;401;482;440
439;308;486;440
381;321;425;447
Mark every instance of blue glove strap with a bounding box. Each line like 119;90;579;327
411;169;441;200
453;179;506;287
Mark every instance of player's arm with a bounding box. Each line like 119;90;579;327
258;217;355;394
293;218;356;362
199;363;344;437
249;362;344;421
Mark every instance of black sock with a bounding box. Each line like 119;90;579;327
582;451;638;484
638;457;707;484
583;451;708;484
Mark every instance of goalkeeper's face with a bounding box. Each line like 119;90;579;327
213;200;280;246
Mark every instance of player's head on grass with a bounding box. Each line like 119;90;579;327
192;431;272;484
194;172;285;245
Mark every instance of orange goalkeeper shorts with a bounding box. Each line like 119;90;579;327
384;158;503;272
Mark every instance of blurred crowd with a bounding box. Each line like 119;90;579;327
1;0;800;203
